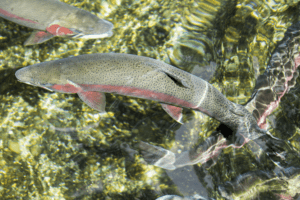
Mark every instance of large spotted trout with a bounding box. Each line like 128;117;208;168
0;0;114;45
139;22;300;171
15;53;265;142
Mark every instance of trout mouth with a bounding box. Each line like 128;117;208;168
31;82;54;92
69;19;114;39
71;30;113;39
15;75;54;92
22;81;36;86
17;80;53;92
40;87;54;92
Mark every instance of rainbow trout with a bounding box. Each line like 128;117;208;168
141;22;300;171
15;53;265;141
246;22;300;129
0;0;113;45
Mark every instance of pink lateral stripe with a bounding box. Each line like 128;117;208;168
52;83;197;107
51;83;212;117
80;83;196;108
0;8;39;24
52;83;82;93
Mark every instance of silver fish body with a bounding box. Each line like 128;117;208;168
15;53;263;139
0;0;113;45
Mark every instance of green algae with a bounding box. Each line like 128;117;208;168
0;0;300;199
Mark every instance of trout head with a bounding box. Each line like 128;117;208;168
15;61;67;92
62;9;114;39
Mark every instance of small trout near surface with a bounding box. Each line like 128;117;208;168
0;0;113;45
15;53;265;142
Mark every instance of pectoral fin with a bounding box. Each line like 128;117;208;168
24;30;55;46
161;104;183;124
78;91;106;113
46;24;74;36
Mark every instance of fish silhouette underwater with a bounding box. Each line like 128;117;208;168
0;0;114;45
15;53;267;145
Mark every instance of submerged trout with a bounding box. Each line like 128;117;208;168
139;22;300;171
15;53;265;141
0;0;113;45
246;22;300;129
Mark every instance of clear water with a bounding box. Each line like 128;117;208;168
0;0;300;199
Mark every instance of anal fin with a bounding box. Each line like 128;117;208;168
24;30;55;46
161;104;183;124
78;91;106;113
